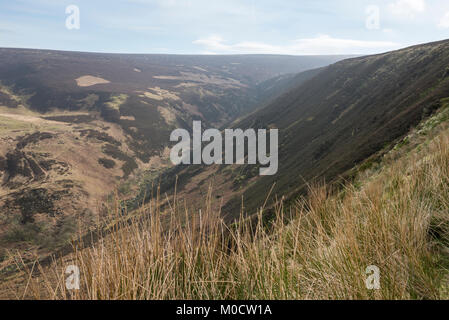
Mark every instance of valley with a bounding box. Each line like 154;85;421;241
0;49;347;258
0;40;449;300
142;39;449;220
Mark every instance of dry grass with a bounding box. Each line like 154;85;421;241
75;76;110;87
17;127;449;300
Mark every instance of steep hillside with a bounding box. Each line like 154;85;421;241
0;49;347;255
148;39;449;217
2;40;449;299
6;99;449;300
234;39;449;213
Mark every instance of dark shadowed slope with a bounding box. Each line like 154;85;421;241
232;39;449;213
147;39;449;217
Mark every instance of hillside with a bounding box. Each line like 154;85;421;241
146;39;449;218
5;94;449;299
0;49;346;255
2;40;449;299
235;39;449;213
0;49;346;130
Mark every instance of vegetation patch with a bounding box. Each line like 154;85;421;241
44;114;96;124
4;188;63;224
79;129;121;146
16;132;54;149
98;157;116;169
102;143;137;178
2;214;76;251
105;94;128;111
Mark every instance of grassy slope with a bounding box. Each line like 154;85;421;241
226;39;449;215
0;51;347;267
0;103;149;259
13;104;449;300
134;40;449;220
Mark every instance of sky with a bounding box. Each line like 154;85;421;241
0;0;448;55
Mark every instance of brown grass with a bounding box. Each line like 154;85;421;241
14;126;449;300
75;76;110;87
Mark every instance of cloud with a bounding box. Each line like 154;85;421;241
438;12;449;28
193;35;401;55
388;0;426;19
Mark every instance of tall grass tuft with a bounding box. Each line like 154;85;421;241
20;129;449;300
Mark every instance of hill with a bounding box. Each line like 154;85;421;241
5;92;449;299
0;49;347;255
146;39;449;218
2;40;449;299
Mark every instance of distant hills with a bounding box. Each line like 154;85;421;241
0;48;347;254
0;48;348;160
3;38;449;255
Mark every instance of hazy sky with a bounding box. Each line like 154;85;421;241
1;0;448;55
